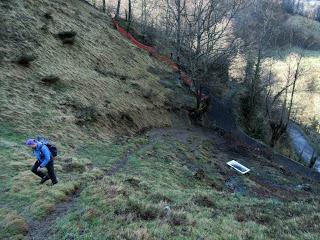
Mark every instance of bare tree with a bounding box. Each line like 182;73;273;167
127;0;133;31
183;0;245;97
102;0;106;12
235;0;285;137
116;0;121;20
315;6;320;22
140;0;147;33
166;0;187;64
266;53;304;147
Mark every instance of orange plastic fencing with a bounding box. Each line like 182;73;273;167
113;19;194;88
113;19;156;54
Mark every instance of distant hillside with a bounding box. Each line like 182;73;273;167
284;15;320;49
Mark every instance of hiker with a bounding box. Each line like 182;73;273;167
26;139;58;185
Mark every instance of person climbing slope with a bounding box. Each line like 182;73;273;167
26;139;58;185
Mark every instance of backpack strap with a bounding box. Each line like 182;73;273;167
39;143;52;160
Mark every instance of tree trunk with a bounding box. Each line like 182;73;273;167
102;0;106;12
141;0;147;34
127;0;132;32
176;0;181;64
116;0;121;20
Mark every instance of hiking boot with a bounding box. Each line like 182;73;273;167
51;181;58;186
51;178;58;185
40;176;49;184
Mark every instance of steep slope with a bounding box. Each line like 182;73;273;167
0;0;193;141
1;1;320;240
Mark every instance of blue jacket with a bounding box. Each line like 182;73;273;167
34;143;52;167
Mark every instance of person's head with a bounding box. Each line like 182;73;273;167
25;139;38;149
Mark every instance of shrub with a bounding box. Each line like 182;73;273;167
57;31;77;44
44;12;53;20
63;161;86;173
149;192;172;203
75;105;99;124
193;168;206;180
41;75;60;84
14;54;36;67
142;89;153;99
168;211;189;226
124;177;140;188
193;195;216;208
116;199;163;221
127;200;160;221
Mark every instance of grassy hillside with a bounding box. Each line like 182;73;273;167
283;15;320;49
1;1;320;240
0;0;193;141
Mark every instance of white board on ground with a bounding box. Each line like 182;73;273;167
226;160;250;174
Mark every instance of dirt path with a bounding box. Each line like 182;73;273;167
27;189;81;240
27;146;141;240
26;126;221;240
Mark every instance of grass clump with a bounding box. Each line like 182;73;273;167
115;228;153;240
0;210;28;238
75;105;99;124
149;192;172;204
116;199;163;221
167;211;190;226
62;158;87;173
193;195;216;208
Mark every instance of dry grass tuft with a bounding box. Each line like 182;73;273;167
116;228;154;240
0;210;28;237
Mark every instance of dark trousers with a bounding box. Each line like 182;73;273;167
31;160;58;184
